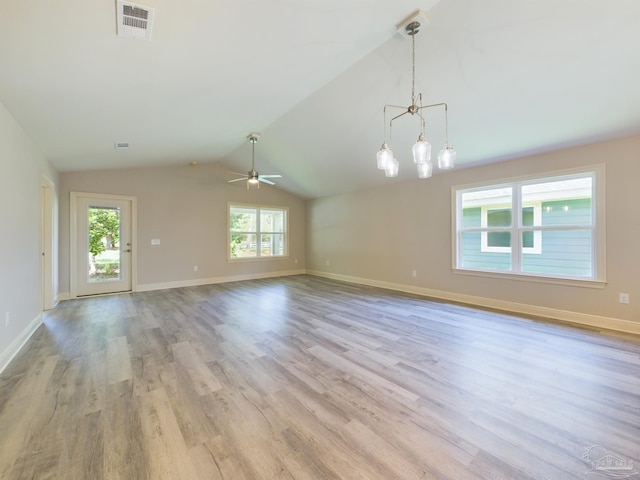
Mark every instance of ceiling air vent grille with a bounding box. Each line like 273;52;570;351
116;1;155;41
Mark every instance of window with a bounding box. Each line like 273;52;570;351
453;167;604;282
229;204;287;259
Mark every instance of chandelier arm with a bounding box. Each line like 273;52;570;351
416;102;448;111
417;102;450;142
384;103;412;111
383;104;408;142
416;111;426;136
383;105;406;142
444;103;449;143
382;106;388;142
417;93;425;135
389;110;411;124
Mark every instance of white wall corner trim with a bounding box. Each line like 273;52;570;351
306;270;640;336
136;269;306;293
0;313;44;376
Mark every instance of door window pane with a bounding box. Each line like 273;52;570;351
88;206;121;282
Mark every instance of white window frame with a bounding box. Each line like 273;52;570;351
228;203;288;261
481;202;542;254
451;165;606;287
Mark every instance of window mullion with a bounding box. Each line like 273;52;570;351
256;207;261;257
512;183;522;273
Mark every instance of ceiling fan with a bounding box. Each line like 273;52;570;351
228;133;282;188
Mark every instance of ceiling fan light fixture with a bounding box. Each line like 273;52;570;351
247;169;260;187
228;132;282;189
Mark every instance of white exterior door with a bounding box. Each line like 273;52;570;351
71;192;136;297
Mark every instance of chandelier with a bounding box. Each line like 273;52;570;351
376;19;456;178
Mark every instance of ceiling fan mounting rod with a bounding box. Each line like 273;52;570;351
248;132;260;170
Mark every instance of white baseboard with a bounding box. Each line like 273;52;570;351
307;270;640;336
137;269;306;293
0;312;44;376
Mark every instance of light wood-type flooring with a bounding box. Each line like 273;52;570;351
1;275;639;479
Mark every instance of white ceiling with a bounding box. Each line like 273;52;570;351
1;0;640;199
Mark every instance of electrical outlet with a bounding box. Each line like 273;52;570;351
619;293;630;304
294;258;298;264
193;265;198;272
326;260;330;266
4;312;9;327
412;270;417;277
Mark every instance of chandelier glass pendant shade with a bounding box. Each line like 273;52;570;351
377;20;456;178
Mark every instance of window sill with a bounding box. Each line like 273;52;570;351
452;268;607;289
228;256;289;263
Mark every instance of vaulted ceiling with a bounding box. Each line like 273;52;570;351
1;0;640;198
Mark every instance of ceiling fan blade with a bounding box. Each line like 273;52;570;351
227;178;246;183
258;178;276;185
259;174;282;178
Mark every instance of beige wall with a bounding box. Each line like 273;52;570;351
307;135;640;328
59;163;306;296
0;101;58;369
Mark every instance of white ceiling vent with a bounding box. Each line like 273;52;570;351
116;1;155;41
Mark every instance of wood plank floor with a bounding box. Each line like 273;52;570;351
1;275;639;479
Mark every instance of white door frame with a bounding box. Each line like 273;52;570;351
70;192;137;298
41;176;56;310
